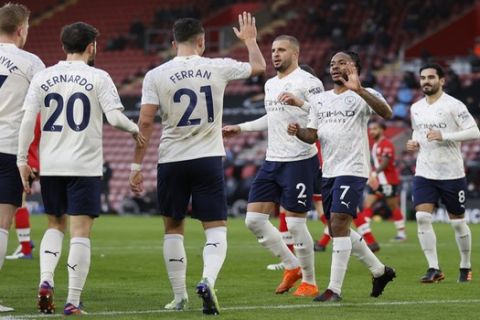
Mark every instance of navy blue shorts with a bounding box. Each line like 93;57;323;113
157;156;227;221
0;152;23;207
321;175;367;219
413;176;467;215
248;155;319;213
313;168;323;198
367;184;399;198
40;176;102;217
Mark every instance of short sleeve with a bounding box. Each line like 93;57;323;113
97;71;124;113
141;71;160;105
216;58;252;81
365;88;388;115
307;100;320;129
304;76;325;103
380;141;394;158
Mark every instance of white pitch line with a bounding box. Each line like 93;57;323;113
4;299;480;319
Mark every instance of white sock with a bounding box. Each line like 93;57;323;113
350;229;384;277
286;217;315;285
17;228;31;243
356;222;371;236
281;231;294;247
394;220;406;238
323;226;330;236
202;227;227;288
163;234;188;302
328;237;352;295
450;218;471;269
245;212;299;269
40;228;64;287
67;237;91;307
416;211;439;269
0;229;8;270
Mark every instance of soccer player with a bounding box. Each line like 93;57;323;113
406;62;480;283
360;120;406;241
17;22;144;315
129;13;265;315
0;3;44;313
223;35;324;297
6;114;40;260
288;51;396;301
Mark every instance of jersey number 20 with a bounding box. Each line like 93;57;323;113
43;92;91;132
174;85;213;127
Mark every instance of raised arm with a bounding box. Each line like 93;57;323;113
340;62;392;119
233;11;266;76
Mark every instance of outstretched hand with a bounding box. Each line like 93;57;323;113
232;11;257;42
338;62;362;92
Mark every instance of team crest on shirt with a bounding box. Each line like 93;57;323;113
283;83;292;92
344;95;355;105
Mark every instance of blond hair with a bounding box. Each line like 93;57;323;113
0;3;30;35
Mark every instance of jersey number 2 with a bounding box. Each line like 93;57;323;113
43;92;91;132
174;85;213;127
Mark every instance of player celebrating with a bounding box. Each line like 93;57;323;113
288;51;396;301
360;120;406;241
0;3;44;313
130;14;265;315
17;22;144;315
407;63;480;283
223;35;324;297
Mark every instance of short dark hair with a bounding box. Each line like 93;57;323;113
369;120;386;130
341;51;362;74
419;62;445;78
299;64;317;77
0;3;30;35
173;18;204;43
61;22;99;54
273;35;300;51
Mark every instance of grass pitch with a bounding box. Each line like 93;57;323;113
1;215;479;319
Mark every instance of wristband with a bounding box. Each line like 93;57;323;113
130;163;142;171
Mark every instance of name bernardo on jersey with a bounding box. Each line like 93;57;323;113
39;74;94;92
169;69;212;84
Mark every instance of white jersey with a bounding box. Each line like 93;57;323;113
0;43;44;155
142;55;251;163
22;61;124;176
411;92;477;180
264;67;323;161
308;88;386;178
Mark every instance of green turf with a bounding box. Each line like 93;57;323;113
1;216;479;319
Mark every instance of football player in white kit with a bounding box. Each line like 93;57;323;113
288;51;396;301
0;3;44;313
129;14;265;315
17;22;144;315
223;35;324;297
407;63;480;283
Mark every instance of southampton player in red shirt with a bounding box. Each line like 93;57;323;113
6;114;41;259
360;120;406;241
